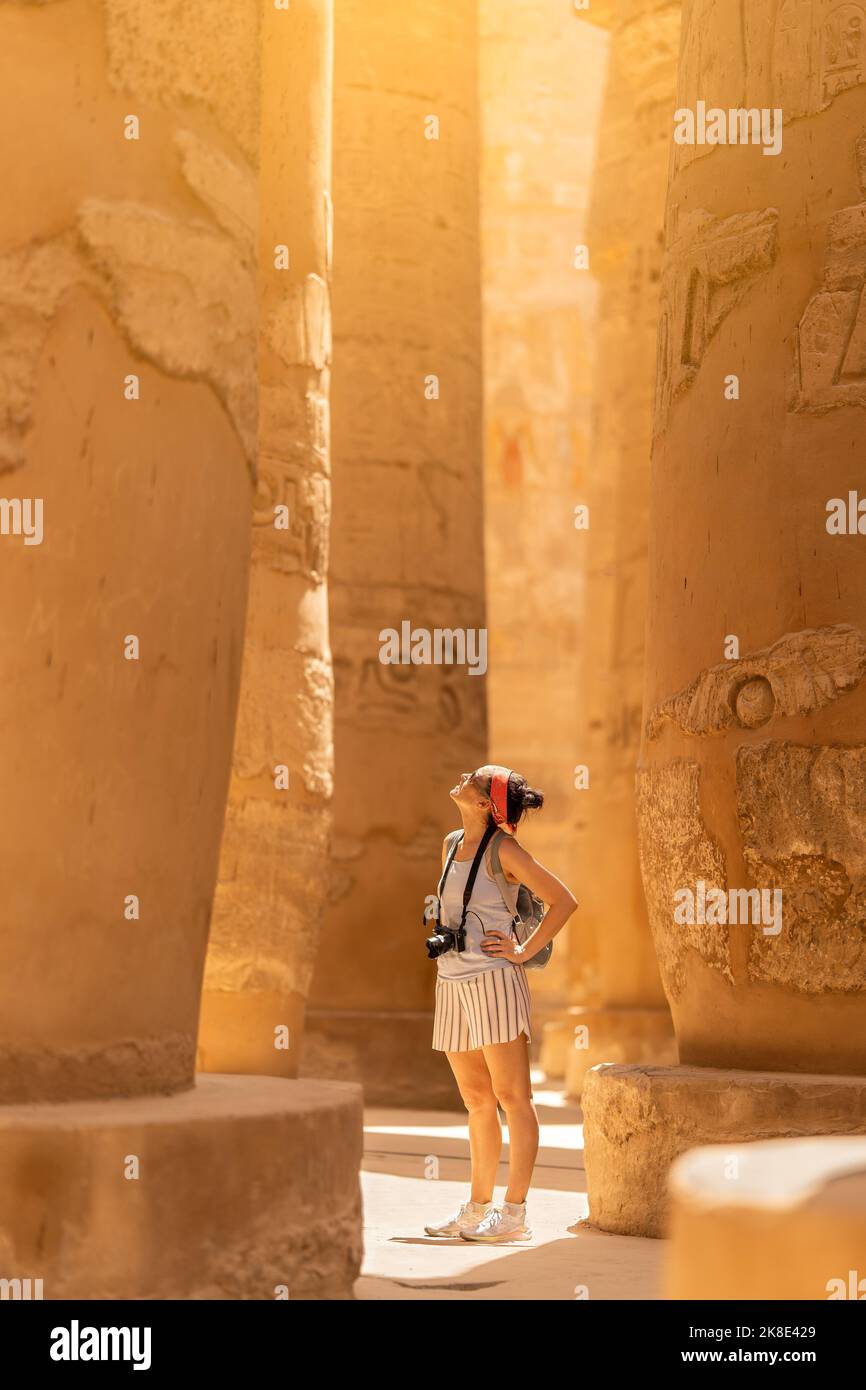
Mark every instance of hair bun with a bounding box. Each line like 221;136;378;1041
503;772;545;827
520;785;544;811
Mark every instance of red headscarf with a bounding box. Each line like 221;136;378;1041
489;766;516;834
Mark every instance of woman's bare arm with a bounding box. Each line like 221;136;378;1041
481;836;578;964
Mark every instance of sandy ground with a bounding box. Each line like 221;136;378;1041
356;1077;664;1300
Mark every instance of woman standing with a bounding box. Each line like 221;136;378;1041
425;765;578;1243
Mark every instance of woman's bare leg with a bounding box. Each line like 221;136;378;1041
481;1034;538;1203
446;1048;502;1203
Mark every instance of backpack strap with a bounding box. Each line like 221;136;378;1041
488;828;520;922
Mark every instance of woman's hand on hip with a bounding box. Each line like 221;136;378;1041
481;930;524;964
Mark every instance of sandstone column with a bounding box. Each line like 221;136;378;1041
479;1;607;1053
543;0;680;1091
303;0;486;1106
584;0;866;1236
198;0;334;1079
0;0;360;1299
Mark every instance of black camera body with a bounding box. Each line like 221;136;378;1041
426;823;496;963
425;923;466;960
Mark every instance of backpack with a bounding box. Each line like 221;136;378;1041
488;829;552;971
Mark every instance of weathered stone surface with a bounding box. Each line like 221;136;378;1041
637;0;866;1073
174;128;257;254
0;0;256;1100
667;1136;866;1299
199;0;334;1080
548;0;680;1094
0;236;101;470
0;0;363;1299
0;194;258;471
636;761;731;999
672;0;866;180
796;135;866;410
0;0;260;477
565;1006;677;1097
655;208;779;429
738;742;866;993
583;1064;866;1238
104;0;262;163
0;1076;363;1299
772;0;866;118
647;626;866;739
77;198;258;462
600;32;866;1200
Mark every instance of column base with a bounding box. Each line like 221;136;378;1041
552;1006;677;1097
0;1074;363;1299
667;1136;866;1299
302;1008;460;1108
582;1063;866;1238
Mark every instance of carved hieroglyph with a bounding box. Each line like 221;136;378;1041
635;0;866;1074
655;208;779;430
638;643;866;1067
774;0;866;117
558;0;681;1087
673;0;866;177
647;626;866;739
796;133;866;410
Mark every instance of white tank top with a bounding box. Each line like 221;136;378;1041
436;846;517;980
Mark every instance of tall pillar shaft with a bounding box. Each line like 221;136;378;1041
642;0;866;1071
198;0;335;1080
585;0;866;1236
547;0;681;1091
305;0;486;1105
479;2;608;1055
0;0;258;1102
0;0;361;1299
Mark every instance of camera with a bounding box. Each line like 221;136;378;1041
424;923;466;959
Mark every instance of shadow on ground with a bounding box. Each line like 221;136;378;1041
357;1077;664;1300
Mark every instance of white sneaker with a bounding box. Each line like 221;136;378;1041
424;1199;493;1238
459;1201;533;1243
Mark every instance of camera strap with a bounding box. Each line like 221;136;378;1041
436;832;462;926
437;824;496;930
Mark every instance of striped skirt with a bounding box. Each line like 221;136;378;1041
432;965;532;1052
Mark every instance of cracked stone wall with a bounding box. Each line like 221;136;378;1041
198;0;335;1079
0;0;257;1099
304;0;486;1103
639;0;866;1074
478;1;607;1035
